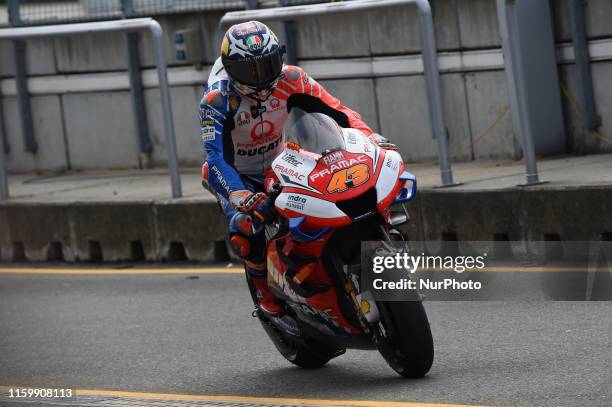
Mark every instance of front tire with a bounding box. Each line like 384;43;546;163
375;300;434;378
322;216;434;377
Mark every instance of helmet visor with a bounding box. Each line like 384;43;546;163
224;49;283;90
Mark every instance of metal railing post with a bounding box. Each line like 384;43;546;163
7;0;37;154
0;120;8;199
415;0;454;186
497;0;540;185
219;0;457;187
149;21;182;198
280;1;299;66
567;0;601;130
0;18;183;199
122;0;154;160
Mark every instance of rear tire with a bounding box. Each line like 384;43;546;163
246;273;344;369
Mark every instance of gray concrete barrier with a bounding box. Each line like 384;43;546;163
1;187;610;263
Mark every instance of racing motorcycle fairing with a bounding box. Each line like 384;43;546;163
266;233;363;338
261;109;419;349
269;108;408;229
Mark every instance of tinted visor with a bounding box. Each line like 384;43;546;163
223;49;283;90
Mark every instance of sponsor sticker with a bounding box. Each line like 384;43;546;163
200;107;215;117
323;151;344;166
246;35;263;51
310;155;368;182
286;194;307;211
237;138;282;156
281;151;303;167
385;155;399;171
269;98;281;110
201;118;214;127
250;120;275;141
229;96;240;110
201;126;216;141
237;111;251;126
274;164;305;181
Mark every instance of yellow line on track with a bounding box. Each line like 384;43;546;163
50;387;490;407
0;267;244;275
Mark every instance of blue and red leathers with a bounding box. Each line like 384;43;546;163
200;58;374;272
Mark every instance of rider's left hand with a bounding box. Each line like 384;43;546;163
251;195;276;224
368;133;399;151
232;191;275;224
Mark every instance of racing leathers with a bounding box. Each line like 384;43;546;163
199;58;374;308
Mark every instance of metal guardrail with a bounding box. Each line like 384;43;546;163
4;0;247;26
220;0;457;187
0;18;183;199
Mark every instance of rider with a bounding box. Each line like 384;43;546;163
200;21;396;316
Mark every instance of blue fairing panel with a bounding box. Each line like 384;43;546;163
393;171;417;203
289;217;331;243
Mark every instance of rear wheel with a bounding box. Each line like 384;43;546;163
246;274;345;368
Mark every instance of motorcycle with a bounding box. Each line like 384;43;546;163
247;107;434;378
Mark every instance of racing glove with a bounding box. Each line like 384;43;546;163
229;190;276;224
368;133;399;151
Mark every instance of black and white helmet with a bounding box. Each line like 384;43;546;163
221;21;285;98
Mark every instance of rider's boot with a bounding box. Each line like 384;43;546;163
246;260;284;317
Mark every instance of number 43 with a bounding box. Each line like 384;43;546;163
327;164;370;193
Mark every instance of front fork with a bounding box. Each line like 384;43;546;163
341;216;411;338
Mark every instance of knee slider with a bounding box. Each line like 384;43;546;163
229;212;255;236
230;234;251;258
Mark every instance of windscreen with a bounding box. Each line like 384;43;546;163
282;108;346;155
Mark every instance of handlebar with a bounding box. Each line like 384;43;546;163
266;183;283;203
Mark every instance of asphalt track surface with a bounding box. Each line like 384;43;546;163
0;267;610;407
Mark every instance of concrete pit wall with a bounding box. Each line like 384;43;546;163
1;0;612;173
1;186;611;263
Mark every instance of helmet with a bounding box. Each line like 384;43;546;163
221;21;284;100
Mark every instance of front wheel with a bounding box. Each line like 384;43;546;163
374;300;434;378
